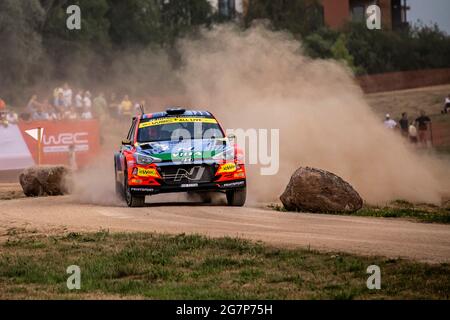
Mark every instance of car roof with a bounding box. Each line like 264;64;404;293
141;110;213;119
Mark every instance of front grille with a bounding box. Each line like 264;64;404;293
159;164;215;185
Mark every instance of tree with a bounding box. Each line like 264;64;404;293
160;0;212;45
245;0;323;37
303;27;339;59
0;0;46;102
107;0;162;47
330;34;361;74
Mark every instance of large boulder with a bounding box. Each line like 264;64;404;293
280;167;363;213
19;166;71;197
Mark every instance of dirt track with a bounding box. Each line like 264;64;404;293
1;195;449;264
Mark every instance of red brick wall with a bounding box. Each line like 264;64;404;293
357;68;450;93
322;0;349;29
379;0;393;30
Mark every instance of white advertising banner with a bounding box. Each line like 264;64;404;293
0;124;35;170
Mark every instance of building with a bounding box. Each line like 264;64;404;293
207;0;249;18
321;0;409;30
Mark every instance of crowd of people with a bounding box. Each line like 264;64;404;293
382;92;450;147
0;83;147;127
383;111;433;146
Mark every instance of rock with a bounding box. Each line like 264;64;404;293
19;166;71;197
280;167;363;213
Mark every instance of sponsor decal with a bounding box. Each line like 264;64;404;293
217;162;237;173
139;117;217;128
137;167;159;177
172;151;203;159
181;183;198;188
220;181;245;188
35;132;90;153
130;187;154;192
43;132;88;145
18;120;100;168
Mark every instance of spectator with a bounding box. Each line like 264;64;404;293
63;107;78;120
26;94;41;113
53;88;62;107
0;97;6;111
443;94;450;114
134;99;146;116
83;91;92;110
408;123;418;144
383;114;397;129
93;92;107;117
32;106;49;121
52;87;60;103
75;90;84;114
81;106;93;120
0;111;8;127
119;95;133;118
6;109;19;124
62;83;73;107
68;144;77;170
133;101;140;115
398;112;409;137
53;90;65;109
43;99;59;120
108;93;119;118
415;111;432;146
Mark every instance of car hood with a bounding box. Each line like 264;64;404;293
135;139;233;162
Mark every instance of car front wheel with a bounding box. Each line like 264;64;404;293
226;187;246;207
124;170;145;207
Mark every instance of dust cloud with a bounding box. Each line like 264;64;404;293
74;24;450;205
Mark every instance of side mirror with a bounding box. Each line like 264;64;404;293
122;139;132;146
227;134;236;145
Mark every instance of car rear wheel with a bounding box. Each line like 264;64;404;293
226;188;246;207
124;170;145;207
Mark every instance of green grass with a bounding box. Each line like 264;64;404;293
269;201;450;224
354;206;450;224
0;229;449;299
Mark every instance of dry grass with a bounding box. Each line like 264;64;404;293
0;229;449;300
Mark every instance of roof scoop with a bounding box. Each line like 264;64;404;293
166;107;186;115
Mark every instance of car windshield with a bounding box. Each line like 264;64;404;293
137;117;224;143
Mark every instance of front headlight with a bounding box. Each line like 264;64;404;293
134;153;161;165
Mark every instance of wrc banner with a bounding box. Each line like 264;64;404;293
0;120;100;170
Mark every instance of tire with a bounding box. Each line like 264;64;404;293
226;187;246;207
114;165;124;199
124;169;145;207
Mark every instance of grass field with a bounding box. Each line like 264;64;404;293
366;84;450;119
269;200;450;224
0;229;448;299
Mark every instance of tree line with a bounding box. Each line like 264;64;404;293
1;0;450;104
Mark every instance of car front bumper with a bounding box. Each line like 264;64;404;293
128;179;246;195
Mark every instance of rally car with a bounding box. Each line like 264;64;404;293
114;108;246;207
